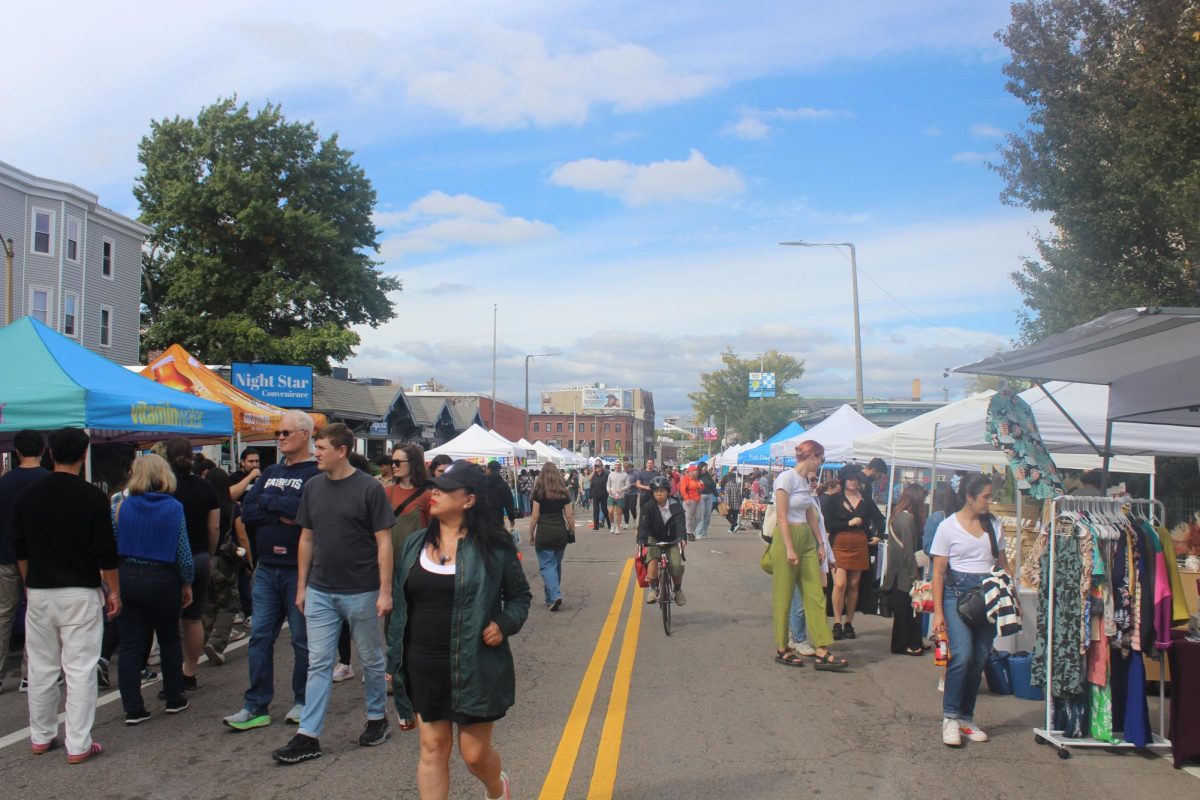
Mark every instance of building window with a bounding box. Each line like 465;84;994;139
29;287;50;324
102;239;114;278
63;293;78;337
32;209;53;254
66;217;81;262
615;423;622;433
532;422;540;432
603;422;610;432
99;305;112;347
556;422;563;432
603;439;611;451
568;422;574;432
590;423;596;432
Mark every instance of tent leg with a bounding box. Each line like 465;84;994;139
1100;419;1114;492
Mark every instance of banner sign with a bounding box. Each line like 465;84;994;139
230;363;314;408
702;426;718;440
748;372;776;398
581;388;633;410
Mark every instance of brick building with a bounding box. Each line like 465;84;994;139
527;411;643;461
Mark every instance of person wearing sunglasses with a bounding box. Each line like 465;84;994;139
223;411;320;733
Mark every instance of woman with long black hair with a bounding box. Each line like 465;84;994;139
882;483;928;656
387;460;531;800
822;465;885;641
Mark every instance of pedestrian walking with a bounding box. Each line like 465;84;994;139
516;469;533;516
165;438;219;691
931;475;1008;747
769;441;846;671
679;465;703;540
12;427;120;762
605;461;629;533
621;461;638;525
484;461;518;541
695;463;718;539
271;424;395;764
0;430;48;695
566;468;579;506
882;483;928;656
822;465;886;641
588;462;609;530
111;454;194;723
224;411;320;732
529;464;574;610
387;460;531;800
203;468;252;665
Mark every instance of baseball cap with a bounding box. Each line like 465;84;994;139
430;460;487;494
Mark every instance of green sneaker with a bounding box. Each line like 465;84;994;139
223;709;270;731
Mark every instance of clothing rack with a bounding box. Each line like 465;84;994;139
1034;495;1171;760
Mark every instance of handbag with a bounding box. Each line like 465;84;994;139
760;543;773;574
717;500;730;518
956;515;999;628
909;579;935;613
634;547;649;587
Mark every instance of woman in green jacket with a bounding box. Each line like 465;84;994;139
387;460;531;800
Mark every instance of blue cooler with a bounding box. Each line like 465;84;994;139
1009;651;1044;700
984;650;1014;695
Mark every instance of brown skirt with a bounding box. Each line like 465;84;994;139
831;530;869;571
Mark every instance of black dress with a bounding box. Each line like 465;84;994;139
403;552;503;724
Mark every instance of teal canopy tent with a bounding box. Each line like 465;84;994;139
0;318;233;444
737;421;806;466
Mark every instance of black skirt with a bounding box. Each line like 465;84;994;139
404;662;504;725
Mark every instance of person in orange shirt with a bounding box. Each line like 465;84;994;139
679;466;703;542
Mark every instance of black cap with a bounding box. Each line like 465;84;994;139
430;460;487;494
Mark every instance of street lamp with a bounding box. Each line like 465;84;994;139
524;352;563;439
780;240;864;413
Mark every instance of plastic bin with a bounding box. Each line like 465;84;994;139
984;650;1014;695
1009;651;1044;701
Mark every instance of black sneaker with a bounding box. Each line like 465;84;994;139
843;623;857;640
125;709;152;725
832;622;844;641
165;698;190;714
272;733;322;764
182;674;198;692
357;718;391;747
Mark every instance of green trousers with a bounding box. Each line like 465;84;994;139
769;523;833;650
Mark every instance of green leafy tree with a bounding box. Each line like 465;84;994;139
996;0;1200;342
688;349;804;441
136;97;400;369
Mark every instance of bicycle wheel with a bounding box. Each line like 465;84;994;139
659;567;672;636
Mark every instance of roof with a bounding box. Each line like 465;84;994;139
407;395;450;427
312;375;384;421
0;159;153;238
446;399;483;431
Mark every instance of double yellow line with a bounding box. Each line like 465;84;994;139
538;559;644;800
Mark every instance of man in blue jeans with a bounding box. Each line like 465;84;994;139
271;423;395;764
224;411;320;732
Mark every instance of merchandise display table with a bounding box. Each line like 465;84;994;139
1168;629;1200;768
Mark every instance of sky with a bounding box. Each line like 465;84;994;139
0;1;1045;419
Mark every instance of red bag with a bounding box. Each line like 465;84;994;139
634;548;649;588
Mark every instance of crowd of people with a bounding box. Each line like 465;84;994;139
0;419;1012;792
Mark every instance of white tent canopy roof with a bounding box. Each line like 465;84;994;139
852;392;1154;474
715;439;760;468
771;404;881;461
483;428;524;461
937;381;1200;457
425;424;517;461
955;307;1200;428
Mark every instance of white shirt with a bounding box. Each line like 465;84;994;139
930;513;1005;574
772;469;814;524
606;470;630;499
657;502;672;526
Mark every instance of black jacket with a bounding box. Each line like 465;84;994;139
637;497;686;544
485;474;517;525
821;491;885;543
589;471;609;500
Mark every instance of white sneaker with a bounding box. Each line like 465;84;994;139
794;640;817;657
645;589;658;604
285;703;304;725
942;718;962;747
332;663;355;683
959;723;989;742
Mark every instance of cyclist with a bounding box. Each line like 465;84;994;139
637;477;686;606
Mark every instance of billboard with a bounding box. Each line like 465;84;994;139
230;362;314;408
581;388;633;410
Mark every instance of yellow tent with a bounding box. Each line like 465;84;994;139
142;345;326;441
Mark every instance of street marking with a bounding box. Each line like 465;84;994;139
586;563;643;799
0;628;256;752
538;559;632;800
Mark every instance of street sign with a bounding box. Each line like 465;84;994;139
702;426;718;440
748;372;776;398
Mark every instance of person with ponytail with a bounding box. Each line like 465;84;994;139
882;483;928;656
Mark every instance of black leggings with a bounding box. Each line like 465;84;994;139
592;497;609;529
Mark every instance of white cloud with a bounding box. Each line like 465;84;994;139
376;190;556;259
951;151;990;164
723;105;852;139
970;122;1006;139
925;125;943;137
728;116;772;140
548;149;745;206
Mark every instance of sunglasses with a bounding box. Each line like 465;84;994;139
391;459;409;467
275;430;298;438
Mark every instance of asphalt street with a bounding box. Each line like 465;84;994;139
0;512;1197;799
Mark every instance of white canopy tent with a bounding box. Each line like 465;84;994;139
529;440;567;465
425;424;519;461
715;439;762;470
771;404;881;462
483;428;525;461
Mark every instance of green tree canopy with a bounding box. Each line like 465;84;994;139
136;97;400;369
996;0;1200;342
688;349;805;441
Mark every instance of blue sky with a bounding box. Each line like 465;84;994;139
1;1;1043;417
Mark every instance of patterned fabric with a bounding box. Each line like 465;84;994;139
1090;681;1118;743
1032;531;1086;697
982;568;1022;636
985;387;1064;500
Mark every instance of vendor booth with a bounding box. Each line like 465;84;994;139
770;404;881;464
737;421;806;466
425;424;519;463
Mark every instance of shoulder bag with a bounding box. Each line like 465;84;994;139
956;514;999;628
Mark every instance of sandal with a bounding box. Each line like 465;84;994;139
905;647;926;656
775;649;806;668
812;650;849;671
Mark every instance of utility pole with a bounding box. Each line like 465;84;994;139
490;305;497;429
3;238;13;326
524;352;563;441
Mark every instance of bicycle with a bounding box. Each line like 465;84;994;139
644;539;684;636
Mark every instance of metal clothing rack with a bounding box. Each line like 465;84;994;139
1033;495;1171;759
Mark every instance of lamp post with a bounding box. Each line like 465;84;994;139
524;352;563;440
780;241;864;413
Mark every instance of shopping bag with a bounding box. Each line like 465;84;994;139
634;548;649;587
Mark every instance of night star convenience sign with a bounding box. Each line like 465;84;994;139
230;363;314;408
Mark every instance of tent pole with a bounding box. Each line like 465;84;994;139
1100;419;1114;492
85;428;93;483
928;423;939;517
1032;381;1106;457
1149;472;1156;524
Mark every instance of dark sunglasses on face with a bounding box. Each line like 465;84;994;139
391;459;409;467
275;430;296;438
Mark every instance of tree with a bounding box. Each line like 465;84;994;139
688;349;805;441
995;1;1200;342
136;97;400;370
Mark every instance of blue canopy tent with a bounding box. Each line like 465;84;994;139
737;421;806;466
0;318;234;446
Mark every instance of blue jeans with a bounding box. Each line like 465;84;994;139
789;590;807;644
298;587;387;738
942;569;995;721
243;563;308;716
696;495;715;538
536;548;565;605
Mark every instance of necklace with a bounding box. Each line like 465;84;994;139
440;553;451;565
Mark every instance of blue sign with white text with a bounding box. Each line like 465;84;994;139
231;362;314;408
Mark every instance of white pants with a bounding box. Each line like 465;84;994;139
25;587;103;754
